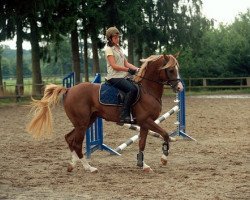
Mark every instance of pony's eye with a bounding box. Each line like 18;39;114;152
168;69;174;73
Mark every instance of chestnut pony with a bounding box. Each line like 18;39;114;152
26;54;183;173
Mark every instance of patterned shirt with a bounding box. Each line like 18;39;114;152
105;45;128;80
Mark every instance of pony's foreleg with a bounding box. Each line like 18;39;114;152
143;118;170;166
138;128;152;172
79;157;98;173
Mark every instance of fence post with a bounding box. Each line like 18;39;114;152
3;82;6;93
203;78;207;87
0;84;3;96
246;77;250;87
188;77;191;92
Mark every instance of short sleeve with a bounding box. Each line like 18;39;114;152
105;46;113;57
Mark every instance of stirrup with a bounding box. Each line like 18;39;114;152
119;114;136;124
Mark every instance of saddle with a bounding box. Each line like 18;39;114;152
99;82;140;106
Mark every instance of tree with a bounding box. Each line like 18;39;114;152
0;46;3;95
71;24;81;84
87;0;105;75
15;8;25;95
28;14;43;95
226;10;250;76
119;0;144;64
0;0;26;95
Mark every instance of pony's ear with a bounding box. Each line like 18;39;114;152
173;52;180;58
163;54;170;62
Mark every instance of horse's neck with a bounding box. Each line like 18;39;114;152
139;56;165;100
141;80;164;101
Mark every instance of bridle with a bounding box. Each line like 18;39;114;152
135;68;181;89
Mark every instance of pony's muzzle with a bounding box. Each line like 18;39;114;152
175;82;184;92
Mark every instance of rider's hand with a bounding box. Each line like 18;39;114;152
128;69;137;75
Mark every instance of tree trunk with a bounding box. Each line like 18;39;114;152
0;54;3;95
127;34;134;64
83;31;89;82
71;25;81;84
29;16;43;96
136;37;143;66
91;34;100;75
16;18;24;96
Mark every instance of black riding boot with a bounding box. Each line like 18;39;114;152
120;92;136;123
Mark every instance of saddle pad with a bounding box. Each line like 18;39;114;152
99;83;121;106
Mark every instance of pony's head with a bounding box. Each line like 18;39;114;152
162;54;183;92
134;54;183;92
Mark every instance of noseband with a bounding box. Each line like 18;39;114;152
162;68;181;89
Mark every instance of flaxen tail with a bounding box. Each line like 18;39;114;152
26;84;67;138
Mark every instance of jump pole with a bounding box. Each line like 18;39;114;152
114;105;179;153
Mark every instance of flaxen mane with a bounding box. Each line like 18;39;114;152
133;54;179;83
162;55;179;69
134;55;161;82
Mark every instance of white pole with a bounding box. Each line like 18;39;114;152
115;105;179;153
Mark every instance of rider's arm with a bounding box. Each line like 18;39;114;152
107;55;129;72
124;59;139;71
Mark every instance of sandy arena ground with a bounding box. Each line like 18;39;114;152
0;95;249;200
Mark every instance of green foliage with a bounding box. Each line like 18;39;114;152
1;48;31;77
0;0;249;81
179;9;250;78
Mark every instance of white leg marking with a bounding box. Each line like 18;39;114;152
169;136;177;142
143;162;152;172
71;151;79;167
79;157;98;173
161;154;168;165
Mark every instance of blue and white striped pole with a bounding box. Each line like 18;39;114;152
114;105;179;153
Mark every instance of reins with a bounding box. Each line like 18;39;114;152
134;73;181;88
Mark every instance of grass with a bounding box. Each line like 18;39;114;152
1;78;250;107
0;96;32;107
185;88;250;96
1;89;249;107
162;88;250;97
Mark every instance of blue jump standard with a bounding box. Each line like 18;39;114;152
63;72;119;158
170;82;196;141
85;117;120;158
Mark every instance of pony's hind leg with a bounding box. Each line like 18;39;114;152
65;126;98;173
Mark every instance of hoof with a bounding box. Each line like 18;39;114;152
143;167;153;173
142;162;153;172
161;154;168;165
84;166;98;173
170;137;177;142
67;163;74;172
90;167;98;173
161;157;168;165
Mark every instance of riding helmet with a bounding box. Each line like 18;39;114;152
106;27;120;39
